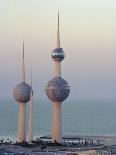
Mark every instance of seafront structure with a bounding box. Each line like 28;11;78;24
13;42;31;143
28;69;33;143
45;12;70;143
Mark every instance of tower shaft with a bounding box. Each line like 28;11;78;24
28;69;33;142
52;102;62;143
21;41;25;82
52;61;62;142
57;11;60;48
51;11;62;143
28;92;33;142
21;59;25;82
18;103;26;142
45;11;70;144
54;61;61;77
18;42;26;143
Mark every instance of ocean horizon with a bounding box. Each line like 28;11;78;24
0;98;116;141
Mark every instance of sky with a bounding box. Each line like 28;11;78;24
0;0;116;101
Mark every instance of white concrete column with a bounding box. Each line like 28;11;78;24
18;103;26;143
54;61;61;77
28;90;33;143
52;102;62;143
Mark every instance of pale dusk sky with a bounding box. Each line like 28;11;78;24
0;0;116;100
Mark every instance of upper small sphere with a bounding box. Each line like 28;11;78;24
45;77;70;102
52;48;65;61
13;82;32;103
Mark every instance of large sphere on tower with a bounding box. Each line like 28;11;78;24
52;48;65;61
45;77;70;102
13;82;32;103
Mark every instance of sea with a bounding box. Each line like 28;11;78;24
0;98;116;141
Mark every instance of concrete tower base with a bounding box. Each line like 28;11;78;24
52;102;62;143
18;103;26;143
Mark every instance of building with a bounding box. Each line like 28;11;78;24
13;42;32;143
45;12;70;143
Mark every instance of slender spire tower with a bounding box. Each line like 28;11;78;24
28;68;33;143
57;10;60;49
13;42;31;143
45;12;70;143
21;41;25;82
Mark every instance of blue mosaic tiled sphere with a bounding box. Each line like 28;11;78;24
52;48;65;61
13;82;32;103
45;77;70;102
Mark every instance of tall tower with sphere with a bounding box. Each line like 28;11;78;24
13;42;32;143
28;68;33;143
45;12;70;143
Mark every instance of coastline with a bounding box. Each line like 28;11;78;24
0;135;116;154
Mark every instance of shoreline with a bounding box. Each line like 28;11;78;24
1;134;116;142
0;135;116;154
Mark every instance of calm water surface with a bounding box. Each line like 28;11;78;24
0;99;116;140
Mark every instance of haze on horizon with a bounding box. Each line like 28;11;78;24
0;0;116;101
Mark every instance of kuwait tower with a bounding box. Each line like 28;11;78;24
13;42;32;143
45;12;70;143
28;68;33;143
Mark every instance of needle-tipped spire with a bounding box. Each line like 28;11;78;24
30;67;32;87
57;10;60;48
23;41;24;59
21;41;25;82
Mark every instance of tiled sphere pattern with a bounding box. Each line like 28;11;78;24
13;82;31;103
45;77;70;102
